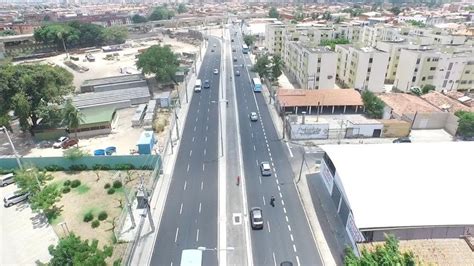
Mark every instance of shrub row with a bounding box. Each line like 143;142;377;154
39;163;154;172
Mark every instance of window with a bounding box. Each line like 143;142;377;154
422;77;426;81
448;63;453;70
368;67;371;72
430;67;436;71
318;58;321;63
393;72;396;75
428;76;434;80
317;67;320;72
412;76;416;82
416;58;421;64
369;58;373;63
316;77;319;81
469;80;473;84
461;80;467;84
427;58;431;62
465;70;470;74
445;71;450;79
415;68;418;72
433;57;439;62
443;80;448;87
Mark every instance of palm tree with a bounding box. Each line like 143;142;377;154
62;99;84;146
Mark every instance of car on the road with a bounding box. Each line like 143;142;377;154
204;80;210;88
249;112;258;121
61;138;78;149
213;68;219;75
232;47;236;52
213;43;217;47
53;136;69;149
235;70;240;76
280;262;293;266
233;56;237;62
4;191;29;207
260;161;271;176
393;137;411;143
231;39;234;42
250;207;263;229
211;48;214;52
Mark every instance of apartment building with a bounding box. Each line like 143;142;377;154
285;42;337;90
394;47;474;92
265;23;285;55
335;45;389;92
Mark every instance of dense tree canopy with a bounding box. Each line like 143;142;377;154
269;7;279;19
455;111;474;138
253;55;271;79
0;29;17;36
48;233;113;266
0;64;74;131
149;6;175;21
136;45;179;83
362;90;384;119
132;14;148;24
177;3;187;14
345;235;416;265
243;35;256;48
34;22;128;50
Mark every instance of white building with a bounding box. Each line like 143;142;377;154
335;45;389;92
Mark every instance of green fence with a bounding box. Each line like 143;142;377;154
0;155;159;171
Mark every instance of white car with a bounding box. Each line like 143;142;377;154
249;112;258;121
53;136;69;149
213;69;219;75
260;162;272;176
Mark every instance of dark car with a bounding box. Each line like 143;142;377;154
204;80;210;88
61;138;78;149
250;207;263;229
393;137;411;143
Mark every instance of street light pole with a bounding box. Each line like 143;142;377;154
297;151;306;184
1;126;22;170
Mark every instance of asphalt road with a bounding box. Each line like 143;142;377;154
150;37;221;266
229;26;324;266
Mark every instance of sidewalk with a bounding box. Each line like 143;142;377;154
128;41;207;266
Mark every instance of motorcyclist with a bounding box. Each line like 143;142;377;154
270;196;275;207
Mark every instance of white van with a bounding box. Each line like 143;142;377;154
194;79;202;92
0;173;15;187
4;191;29;207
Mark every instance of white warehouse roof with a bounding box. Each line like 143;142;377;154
321;142;474;230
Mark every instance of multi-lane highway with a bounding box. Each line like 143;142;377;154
150;37;221;266
229;25;324;265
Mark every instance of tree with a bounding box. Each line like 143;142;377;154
253;55;271;79
322;11;331;21
406;20;425;27
390;6;402;15
243;35;256;48
14;168;51;195
62;99;84;143
149;6;174;21
48;233;113;266
320;38;350;50
269;7;279;19
0;64;74;132
177;3;187;14
132;14;148;24
136;45;179;84
344;234;416;265
362;90;384;119
455;111;474;138
0;29;17;36
271;55;283;83
421;84;435;94
101;26;128;45
29;184;62;221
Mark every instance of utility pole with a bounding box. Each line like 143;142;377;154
169;130;174;155
174;109;179;140
1;126;22;170
297;152;306;184
120;172;136;229
139;174;155;233
184;76;189;104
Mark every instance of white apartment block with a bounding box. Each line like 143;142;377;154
335;45;389;92
285;42;337;90
395;47;474;92
265;23;285;55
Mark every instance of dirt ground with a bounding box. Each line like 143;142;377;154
49;170;151;262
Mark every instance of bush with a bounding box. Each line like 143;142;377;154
44;165;65;171
98;211;108;221
104;183;111;189
141;165;153;170
62;187;71;193
69;164;88;171
83;212;94;222
91;220;100;228
107;188;115;195
63;180;71;186
92;164;111;170
70;179;81;188
114;164;135;170
112;180;122;189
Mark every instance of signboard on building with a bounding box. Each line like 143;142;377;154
320;159;334;193
346;212;365;253
290;124;329;140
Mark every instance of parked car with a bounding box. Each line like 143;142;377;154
213;43;217;47
393;137;411;143
232;47;236;52
235;70;240;76
213;68;219;75
53;136;69;149
211;48;215;52
204;80;210;88
61;138;78;149
249;112;258;121
0;173;14;187
4;192;29;207
250;207;263;229
233;56;237;62
260;161;271;176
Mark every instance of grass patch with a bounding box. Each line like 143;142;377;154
50;214;64;225
114;187;125;194
75;184;90;194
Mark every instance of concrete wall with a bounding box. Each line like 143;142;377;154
403;112;449;130
0;155;159;170
365;225;472;242
289;123;330;140
93;80;148;93
345;123;383;138
444;113;459;136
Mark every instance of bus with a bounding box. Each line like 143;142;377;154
252;77;262;92
242;44;249;54
180;249;203;266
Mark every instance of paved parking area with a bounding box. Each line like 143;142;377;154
0;183;58;265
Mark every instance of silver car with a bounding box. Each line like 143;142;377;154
4;192;29;207
260;162;271;176
249;112;258;121
250;207;263;229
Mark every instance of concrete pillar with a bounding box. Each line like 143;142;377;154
343;105;347;114
332;106;335;114
295;106;298;114
309;106;312;114
320;106;323;114
355;106;358;112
